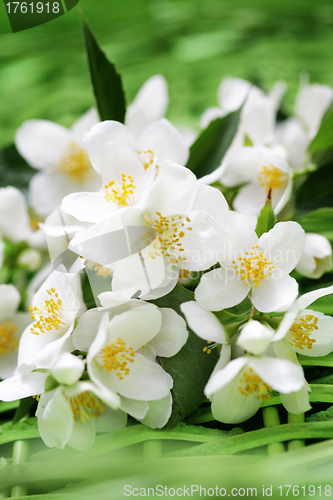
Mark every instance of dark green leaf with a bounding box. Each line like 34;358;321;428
255;190;276;237
0;145;35;189
151;284;219;428
295;163;333;212
308;102;333;154
82;17;126;123
12;397;37;424
186;107;242;178
295;208;333;243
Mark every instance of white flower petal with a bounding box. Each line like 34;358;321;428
100;142;145;186
144;162;197;216
280;384;311;414
110;353;173;401
120;396;149;420
180;301;226;344
0;284;20;322
149;307;188;357
248;356;304;394
15;120;72;170
125;75;169;137
251;274;299;313
95;405;127;432
237;321;274;355
195;268;249;312
37;388;74;449
295;84;333;136
0;371;47;401
0;187;30;242
138;118;189;166
83;121;138;173
191;184;228;220
73;308;104;352
52;353;85;386
139;393;172;428
205;357;247;396
259;221;305;274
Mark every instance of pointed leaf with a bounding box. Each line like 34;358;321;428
255;190;276;237
82;17;126;123
186;107;242;178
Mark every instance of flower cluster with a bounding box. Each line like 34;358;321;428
1;67;333;452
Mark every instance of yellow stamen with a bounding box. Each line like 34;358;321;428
234;245;274;288
59;142;92;182
29;288;66;335
0;322;19;355
104;173;136;207
68;391;104;423
257;165;287;192
238;368;272;401
99;338;135;380
287;314;318;350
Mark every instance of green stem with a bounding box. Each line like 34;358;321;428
287;413;305;451
262;406;285;456
143;440;163;460
0;458;8;500
11;441;29;498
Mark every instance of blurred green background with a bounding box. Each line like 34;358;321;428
1;0;333;147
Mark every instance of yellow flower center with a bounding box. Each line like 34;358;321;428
138;150;155;171
287;314;318;350
99;338;135;380
202;340;220;355
68;391;105;423
85;261;113;279
59;142;92;182
29;288;66;335
238;367;272;401
233;245;274;288
143;212;191;265
104;173;136;207
257;165;286;192
0;322;19;355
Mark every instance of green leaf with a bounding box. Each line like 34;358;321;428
186;107;242;178
44;375;59;392
255;190;276;237
295;208;333;244
0;418;39;446
298;353;333;367
12;397;37;424
295;163;333;212
0;145;35;189
244;134;253;146
308;102;333;154
82;17;126;123
151;284;219;428
0;401;19;414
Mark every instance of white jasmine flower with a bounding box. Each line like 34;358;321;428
180;300;227;347
273;285;333;357
18;270;85;375
36;379;126;452
0;284;32;379
201;76;280;147
205;352;305;424
295;233;332;279
295;83;333;139
68;163;231;299
125;75;169;137
61;115;190;224
220;146;293;220
195;213;305;313
235;320;311;415
15;109;101;216
18;248;42;272
85;308;173;404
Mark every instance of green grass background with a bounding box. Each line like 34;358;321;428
1;0;333;147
